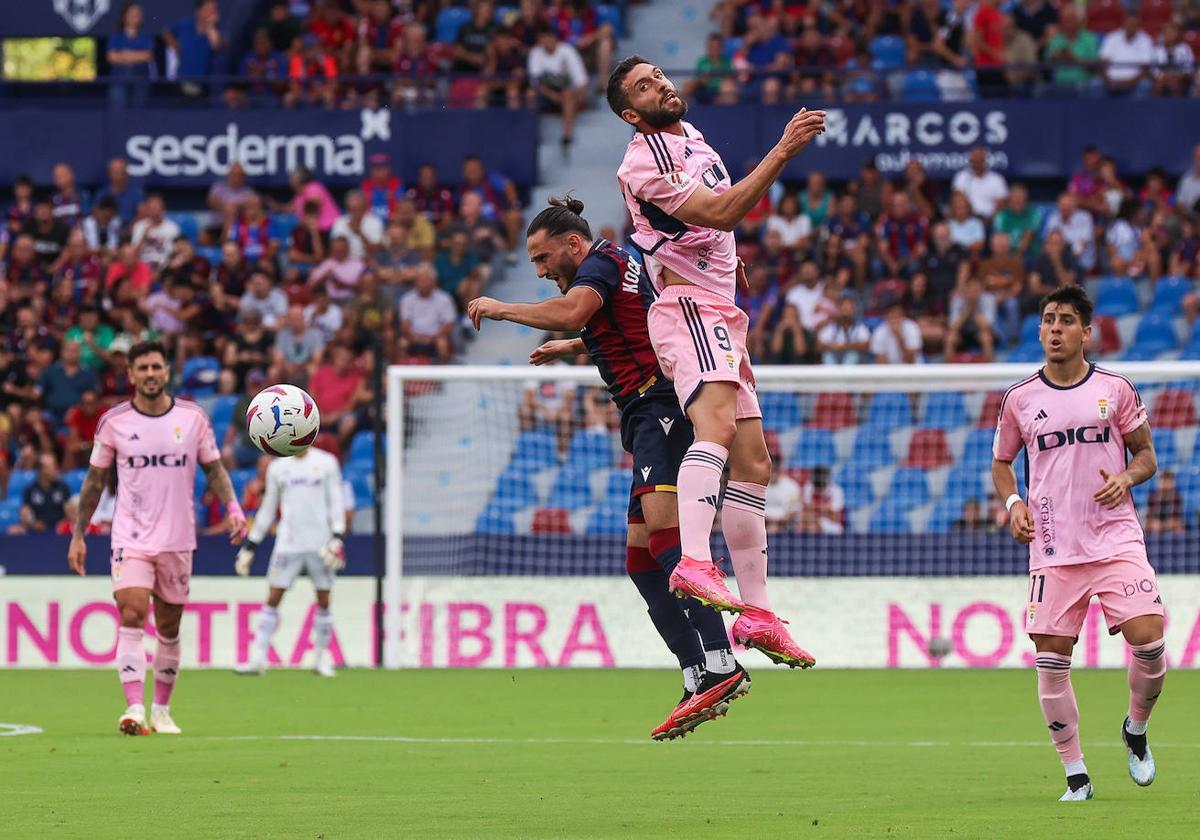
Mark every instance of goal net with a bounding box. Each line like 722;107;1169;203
384;362;1200;670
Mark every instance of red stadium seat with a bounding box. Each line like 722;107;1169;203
978;391;1005;428
763;429;782;458
903;429;952;469
1087;0;1126;33
1094;314;1122;355
808;392;857;430
1152;389;1197;429
827;34;856;66
1185;29;1200;59
531;507;573;534
314;433;341;458
1139;0;1174;37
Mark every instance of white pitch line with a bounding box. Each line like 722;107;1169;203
0;723;44;737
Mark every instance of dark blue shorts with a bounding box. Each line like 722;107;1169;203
619;395;693;523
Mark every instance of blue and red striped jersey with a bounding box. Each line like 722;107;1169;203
570;239;672;408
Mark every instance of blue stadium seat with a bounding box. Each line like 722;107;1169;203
1019;314;1041;346
926;495;965;534
268;213;298;242
0;498;22;530
6;470;36;500
1007;343;1046;363
1131;311;1178;355
1152;428;1179;467
210;394;238;429
901;70;940;101
476;503;516;534
865;392;913;428
834;464;873;509
922;392;969;430
1120;345;1164;362
605;470;631;500
1175;464;1200;512
550;467;592;509
509;429;558;473
1094;276;1139;317
168;212;199;244
869;35;906;69
494;5;516;25
887;467;931;510
564;430;615;472
851;427;895;469
345;466;373;508
230;468;257;499
962;428;997;469
791;428;837;469
595;3;624;36
1150;276;1195;315
348;431;377;467
63;468;88;495
180;356;221;397
492;470;538;509
944;465;988;504
434;6;471;43
870;498;913;533
760;392;802;432
586;502;628;535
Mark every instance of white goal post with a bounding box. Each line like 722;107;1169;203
383;361;1200;669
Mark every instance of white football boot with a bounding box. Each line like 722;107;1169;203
118;704;148;736
1059;781;1094;802
150;706;182;735
235;658;266;676
314;650;337;678
1122;718;1156;787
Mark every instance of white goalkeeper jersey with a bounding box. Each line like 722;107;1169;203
248;448;346;555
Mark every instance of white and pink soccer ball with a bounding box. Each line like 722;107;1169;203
246;384;321;456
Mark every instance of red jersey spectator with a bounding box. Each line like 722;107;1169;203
6;174;34;237
407;163;455;227
361;153;405;222
63;389;103;469
226;193;277;264
5;234;47;304
309;0;355;58
51;163;89;229
104;243;154;296
876;193;930;277
971;0;1006;95
308;342;371;449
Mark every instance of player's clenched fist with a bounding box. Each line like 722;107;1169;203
1008;500;1034;544
777;108;826;158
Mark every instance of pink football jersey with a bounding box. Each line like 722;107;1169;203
90;398;221;552
993;365;1150;570
617;120;739;301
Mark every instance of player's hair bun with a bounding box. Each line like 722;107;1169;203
549;194;585;216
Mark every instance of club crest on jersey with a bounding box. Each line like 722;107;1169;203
173;426;183;443
725;354;736;371
1097;398;1109;420
664;171;691;192
1027;604;1036;626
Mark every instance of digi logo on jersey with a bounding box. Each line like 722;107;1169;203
1035;425;1110;452
124;453;189;469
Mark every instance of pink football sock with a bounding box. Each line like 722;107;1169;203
116;627;146;707
721;480;771;610
153;634;181;706
1035;652;1084;767
676;441;727;563
1128;639;1167;725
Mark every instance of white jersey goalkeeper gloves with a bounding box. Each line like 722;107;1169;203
320;535;345;572
235;543;257;577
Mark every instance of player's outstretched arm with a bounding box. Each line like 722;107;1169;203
672;108;826;232
201;458;248;544
1094;421;1157;510
67;465;111;575
468;287;602;332
530;338;587;366
991;458;1033;543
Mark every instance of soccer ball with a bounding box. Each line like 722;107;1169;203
246;384;321;457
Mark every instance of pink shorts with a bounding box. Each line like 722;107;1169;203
111;548;193;605
647;285;761;420
1025;554;1164;638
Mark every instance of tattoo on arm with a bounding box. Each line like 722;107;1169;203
201;459;237;505
1123;422;1157;486
75;466;110;537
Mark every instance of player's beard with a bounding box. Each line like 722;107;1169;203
636;92;688;130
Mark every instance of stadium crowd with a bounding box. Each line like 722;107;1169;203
697;0;1199;103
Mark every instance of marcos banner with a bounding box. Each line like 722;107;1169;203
5;575;1200;669
691;99;1200;180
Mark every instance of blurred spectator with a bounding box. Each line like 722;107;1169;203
266;0;301;53
434;230;484;305
908;0;967;69
549;0;615;89
946;191;986;254
143;276;191;338
208;162;255;222
1003;13;1038;96
992;184;1042;257
1027;228;1078;298
10;305;56;368
284;200;327;280
51;163;89;229
5;235;46;305
164;0;225;92
816;295;870;365
901;159;939;220
239;271;289;328
765;193;812;249
774;260;828;363
1145;470;1185;533
37;340;96;423
877;192;929;278
310;235;365;302
373;220;421;291
64;306;114;370
798;466;845;534
26;201;70;269
871;299;923;364
970;0;1006;96
304;287;344;340
527;27;588;146
945;276;996;361
519;366;577;449
223;309;273;390
226;193;277;266
230;27;287;107
1044;192;1096;272
271;304;325;384
0;345;37;410
446;192;506;264
764;455;801;534
905;272;949;349
361;154;405;222
1045;5;1100;91
1168;216;1200;279
791;25;836;99
131;193;182;270
736;12;792;104
223;369;269;470
953;498;992;532
395;197;437;252
309;0;356;64
952;148;1008;219
94;158;144;226
1152;20;1194;97
81;198;122;257
689;33;733;102
391;22;440;107
6;175;35;236
98;337;134;405
1100;12;1154;96
407;163;457;229
63;389;103;469
308;342;372;450
356;0;404;74
800;171;833;228
979;231;1026;346
347;270;393;340
1096;156;1131;217
331;191;384;260
107;2;154;108
737;263;782;363
1068;145;1105;211
398;264;457;362
1176;145;1200;212
452;0;499;78
1013;0;1058;49
9;454;69;535
57;494;106;536
459;155;523;252
281;166;340;231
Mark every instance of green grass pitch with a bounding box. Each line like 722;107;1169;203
4;669;1198;839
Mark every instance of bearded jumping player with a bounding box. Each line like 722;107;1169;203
606;55;824;666
469;195;750;739
68;340;248;735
